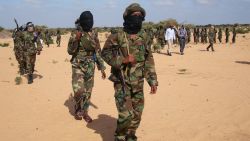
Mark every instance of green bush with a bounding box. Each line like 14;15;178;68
15;76;22;85
236;27;250;34
0;26;4;32
0;43;9;47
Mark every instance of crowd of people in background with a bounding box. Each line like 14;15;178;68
149;24;238;56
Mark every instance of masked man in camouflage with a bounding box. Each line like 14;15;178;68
23;22;43;84
67;11;106;123
101;3;158;141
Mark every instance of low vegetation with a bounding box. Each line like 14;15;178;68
0;43;9;47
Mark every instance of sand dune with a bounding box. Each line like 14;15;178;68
0;32;250;141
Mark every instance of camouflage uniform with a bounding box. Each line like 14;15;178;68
144;28;154;50
214;28;217;43
201;28;205;44
101;4;158;140
225;28;230;43
218;28;222;43
12;29;26;75
204;28;208;43
45;30;52;47
158;27;166;49
152;27;162;53
22;30;42;83
56;30;61;47
193;28;197;44
196;28;200;43
186;28;191;43
232;27;236;43
207;28;215;51
154;26;165;52
68;28;106;120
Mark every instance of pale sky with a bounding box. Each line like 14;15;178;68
1;0;250;29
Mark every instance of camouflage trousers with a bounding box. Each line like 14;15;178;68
226;36;229;43
14;48;26;73
25;53;36;75
207;42;214;51
152;44;160;53
158;38;165;49
71;59;95;112
187;37;191;43
218;37;222;43
232;35;236;43
148;39;153;51
205;36;208;43
114;81;144;141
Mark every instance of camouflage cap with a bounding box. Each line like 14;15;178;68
123;3;146;20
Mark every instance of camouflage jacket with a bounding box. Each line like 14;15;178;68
233;28;236;36
101;29;158;89
13;30;24;51
226;30;230;36
157;28;165;39
56;33;61;40
208;30;215;43
67;29;106;71
218;30;222;37
22;31;42;55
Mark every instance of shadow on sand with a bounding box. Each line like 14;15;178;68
64;93;99;117
156;51;181;55
235;61;250;65
199;49;208;52
87;114;116;141
172;52;181;55
156;52;169;56
64;94;116;141
33;73;43;79
64;93;75;116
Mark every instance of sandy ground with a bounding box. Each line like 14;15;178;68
0;32;250;141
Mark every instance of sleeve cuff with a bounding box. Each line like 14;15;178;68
148;79;158;87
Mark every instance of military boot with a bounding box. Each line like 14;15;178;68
126;132;137;141
74;105;83;120
27;74;33;84
20;69;25;75
19;65;26;75
82;111;93;123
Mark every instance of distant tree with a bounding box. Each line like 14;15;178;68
184;24;195;29
0;26;4;32
143;21;155;29
159;18;178;28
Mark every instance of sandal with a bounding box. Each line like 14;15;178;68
83;114;93;123
74;111;83;120
74;105;83;120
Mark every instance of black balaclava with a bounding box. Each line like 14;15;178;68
123;15;144;34
79;11;93;32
